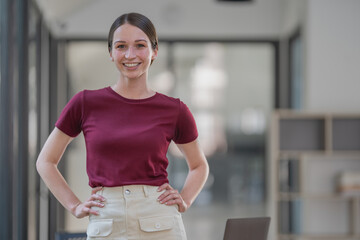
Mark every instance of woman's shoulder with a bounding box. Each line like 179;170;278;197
81;87;109;95
155;92;181;104
155;92;193;113
65;87;111;107
73;87;111;101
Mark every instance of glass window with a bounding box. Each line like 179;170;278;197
169;42;274;239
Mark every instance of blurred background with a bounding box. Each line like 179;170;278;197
0;0;359;240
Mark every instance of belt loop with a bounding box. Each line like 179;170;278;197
122;186;126;197
143;185;149;197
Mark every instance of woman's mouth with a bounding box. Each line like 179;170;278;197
123;63;140;68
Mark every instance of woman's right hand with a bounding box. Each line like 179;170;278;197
72;186;106;218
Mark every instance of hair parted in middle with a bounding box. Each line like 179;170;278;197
107;12;158;56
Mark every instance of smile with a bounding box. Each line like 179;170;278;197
123;63;140;67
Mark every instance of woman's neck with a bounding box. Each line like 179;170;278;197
112;77;155;100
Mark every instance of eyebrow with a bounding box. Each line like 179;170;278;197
114;39;147;44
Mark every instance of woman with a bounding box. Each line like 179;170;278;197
36;12;209;240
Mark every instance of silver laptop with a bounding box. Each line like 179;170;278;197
223;217;270;240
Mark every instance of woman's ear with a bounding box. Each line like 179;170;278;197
151;48;158;60
109;52;114;61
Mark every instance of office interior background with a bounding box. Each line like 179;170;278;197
1;0;359;239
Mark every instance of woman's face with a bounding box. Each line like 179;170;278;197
110;23;157;80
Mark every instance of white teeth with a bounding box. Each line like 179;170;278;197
124;63;139;67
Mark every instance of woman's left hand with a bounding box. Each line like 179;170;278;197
157;183;188;213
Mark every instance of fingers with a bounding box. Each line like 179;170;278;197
161;198;183;209
85;192;106;215
75;197;105;218
83;206;100;216
159;195;183;207
157;184;187;212
157;189;179;204
157;183;171;192
75;188;106;218
74;204;96;218
157;183;175;200
84;200;105;209
73;187;107;218
90;186;106;203
91;186;103;195
89;192;106;202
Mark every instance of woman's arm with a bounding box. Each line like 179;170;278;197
158;139;209;212
36;127;105;218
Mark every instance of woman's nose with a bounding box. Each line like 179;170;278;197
125;47;136;59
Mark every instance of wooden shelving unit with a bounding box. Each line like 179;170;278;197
270;111;360;240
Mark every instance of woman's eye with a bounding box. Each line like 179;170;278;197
117;45;126;49
137;44;145;48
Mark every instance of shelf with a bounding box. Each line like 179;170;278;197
330;151;360;156
271;111;360;240
278;193;360;201
279;119;325;151
279;233;360;240
278;151;360;159
332;118;360;151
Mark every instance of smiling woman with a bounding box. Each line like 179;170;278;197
109;23;157;86
36;12;209;240
107;13;159;99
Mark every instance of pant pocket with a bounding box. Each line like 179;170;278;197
87;219;113;238
139;215;175;233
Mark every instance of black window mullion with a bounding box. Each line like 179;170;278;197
16;0;29;239
0;0;15;239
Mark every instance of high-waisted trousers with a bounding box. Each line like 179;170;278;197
86;185;187;240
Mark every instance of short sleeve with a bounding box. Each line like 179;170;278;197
173;100;198;144
55;91;84;137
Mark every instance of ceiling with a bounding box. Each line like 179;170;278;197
34;0;283;39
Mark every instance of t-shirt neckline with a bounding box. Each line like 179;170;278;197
106;86;158;103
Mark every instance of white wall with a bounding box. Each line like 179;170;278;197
279;0;307;37
277;0;360;113
305;0;360;112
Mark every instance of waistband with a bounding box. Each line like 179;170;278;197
95;185;162;199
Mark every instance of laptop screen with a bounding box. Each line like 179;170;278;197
223;217;270;240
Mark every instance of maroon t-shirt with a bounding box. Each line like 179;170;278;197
55;87;198;187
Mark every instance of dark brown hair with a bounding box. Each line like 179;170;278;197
107;12;158;54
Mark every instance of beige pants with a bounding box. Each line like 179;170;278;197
87;185;187;240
